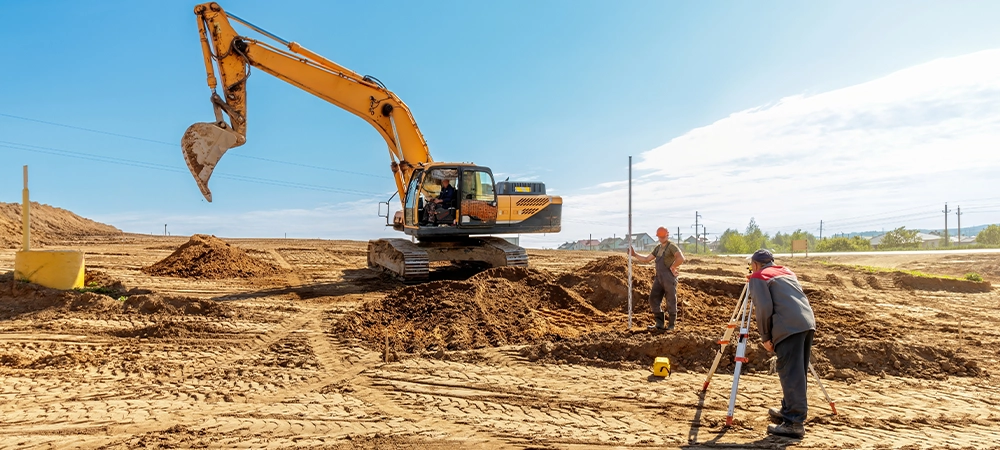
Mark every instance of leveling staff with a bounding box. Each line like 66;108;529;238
628;227;685;331
748;249;816;439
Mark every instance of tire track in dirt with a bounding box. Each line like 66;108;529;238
279;304;519;448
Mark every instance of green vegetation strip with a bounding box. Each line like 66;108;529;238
818;261;983;282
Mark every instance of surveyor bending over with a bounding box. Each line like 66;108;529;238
747;249;816;439
628;227;685;331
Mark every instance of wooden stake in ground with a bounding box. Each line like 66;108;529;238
384;330;390;363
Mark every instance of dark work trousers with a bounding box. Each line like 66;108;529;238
775;329;814;424
648;274;678;315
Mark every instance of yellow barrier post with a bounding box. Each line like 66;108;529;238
13;166;86;290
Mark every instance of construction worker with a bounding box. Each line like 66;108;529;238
426;178;457;225
628;227;685;331
747;249;816;439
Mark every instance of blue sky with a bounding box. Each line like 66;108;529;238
2;1;999;247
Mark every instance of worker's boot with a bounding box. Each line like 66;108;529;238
647;313;665;331
767;421;805;439
665;313;676;331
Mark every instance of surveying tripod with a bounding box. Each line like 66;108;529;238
701;274;837;426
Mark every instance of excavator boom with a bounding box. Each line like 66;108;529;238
183;2;431;203
181;2;562;282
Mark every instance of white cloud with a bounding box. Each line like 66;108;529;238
554;49;1000;247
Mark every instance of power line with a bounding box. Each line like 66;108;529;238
1;141;386;197
0;112;389;179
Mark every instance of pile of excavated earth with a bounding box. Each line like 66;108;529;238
338;255;986;381
0;201;121;248
143;234;285;279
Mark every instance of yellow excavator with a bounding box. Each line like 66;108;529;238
181;2;561;282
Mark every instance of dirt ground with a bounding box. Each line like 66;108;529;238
1;234;998;449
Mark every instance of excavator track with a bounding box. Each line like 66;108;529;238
368;239;430;282
477;236;529;268
367;236;528;283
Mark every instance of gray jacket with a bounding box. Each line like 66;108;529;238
749;262;816;346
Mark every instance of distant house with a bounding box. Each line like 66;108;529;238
577;239;601;250
952;235;978;245
557;241;577;250
627;233;657;251
599;237;627;251
870;232;948;249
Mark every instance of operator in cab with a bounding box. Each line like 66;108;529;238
426;178;457;226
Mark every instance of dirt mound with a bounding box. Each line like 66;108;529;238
814;339;983;380
110;321;234;339
865;274;884;290
892;273;992;293
335;266;610;354
82;269;129;297
521;331;755;372
0;201;121;249
0;274;231;320
522;329;982;381
122;294;225;316
555;256;653;312
143;234;285;279
825;273;844;287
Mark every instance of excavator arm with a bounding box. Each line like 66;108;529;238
183;2;432;202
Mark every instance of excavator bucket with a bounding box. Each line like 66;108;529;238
181;122;244;202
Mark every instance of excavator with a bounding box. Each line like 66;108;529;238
181;2;561;282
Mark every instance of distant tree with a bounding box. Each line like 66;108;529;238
789;229;818;248
772;232;791;252
880;226;922;249
815;236;871;252
976;224;1000;247
743;218;770;250
719;228;752;254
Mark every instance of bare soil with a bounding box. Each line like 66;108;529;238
143;234;286;279
0;201;121;249
1;234;998;449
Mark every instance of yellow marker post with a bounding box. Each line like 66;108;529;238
13;166;86;290
22;165;29;251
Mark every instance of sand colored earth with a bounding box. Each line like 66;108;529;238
1;227;999;449
0;201;121;248
143;234;285;279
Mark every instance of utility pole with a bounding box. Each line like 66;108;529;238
590;233;593;251
164;224;167;236
956;206;963;246
819;220;823;240
703;228;709;253
693;211;702;253
677;227;682;247
942;203;951;247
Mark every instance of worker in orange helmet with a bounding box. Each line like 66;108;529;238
629;226;685;331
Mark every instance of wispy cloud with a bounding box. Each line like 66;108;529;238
552;49;1000;247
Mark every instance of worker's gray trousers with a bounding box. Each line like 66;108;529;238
775;330;814;424
648;276;678;315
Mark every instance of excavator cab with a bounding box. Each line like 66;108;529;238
403;165;498;235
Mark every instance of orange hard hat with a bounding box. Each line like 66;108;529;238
656;227;668;237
